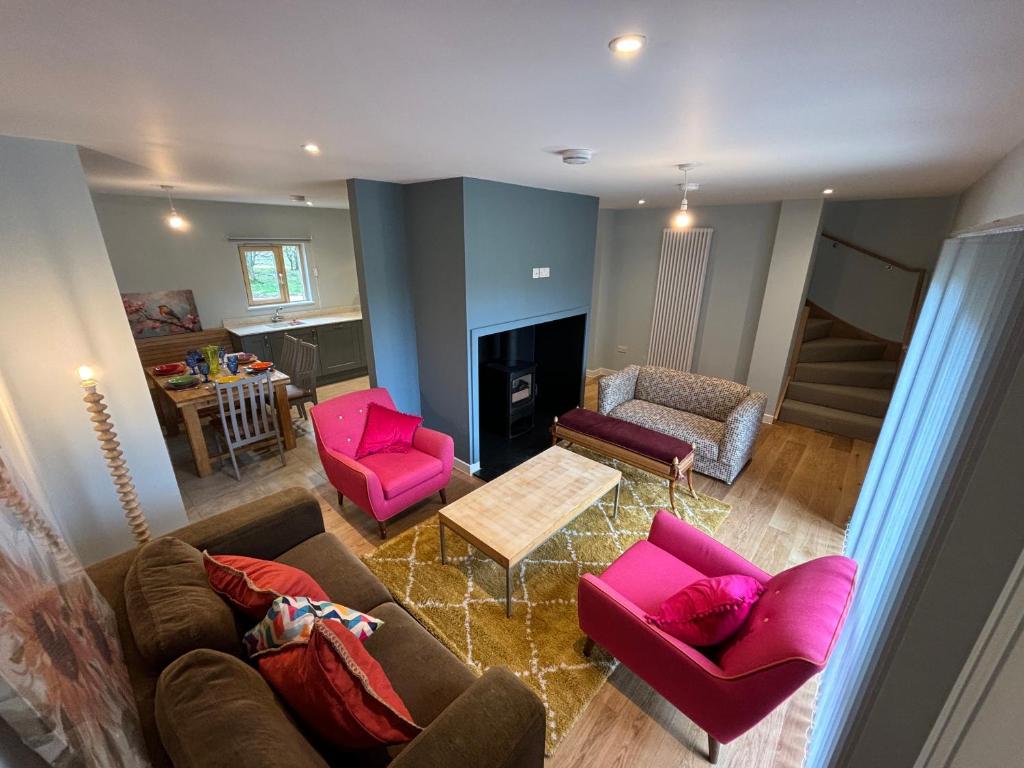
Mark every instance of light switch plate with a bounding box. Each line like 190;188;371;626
532;267;540;279
539;267;550;277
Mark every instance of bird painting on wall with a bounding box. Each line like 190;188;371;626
120;290;202;338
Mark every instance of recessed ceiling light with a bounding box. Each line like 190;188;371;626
823;188;834;195
638;199;646;205
302;143;321;155
306;200;314;206
609;34;646;54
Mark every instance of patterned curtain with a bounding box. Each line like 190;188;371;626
0;445;150;767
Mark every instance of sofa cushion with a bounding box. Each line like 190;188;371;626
557;407;693;465
244;595;384;657
360;449;444;499
275;533;394;613
600;540;706;615
635;366;750;422
256;619;421;749
156;649;329;768
610;399;724;460
646;574;765;647
362;602;477;727
204;553;329;620
124;537;239;668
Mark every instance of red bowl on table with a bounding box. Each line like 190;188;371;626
248;360;274;371
153;363;187;376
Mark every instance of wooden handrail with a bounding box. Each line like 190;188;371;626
820;232;927;275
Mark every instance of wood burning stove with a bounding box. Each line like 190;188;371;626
481;360;537;439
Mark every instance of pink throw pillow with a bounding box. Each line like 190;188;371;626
355;402;423;459
646;574;765;647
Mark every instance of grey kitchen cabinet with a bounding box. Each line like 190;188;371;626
228;319;366;385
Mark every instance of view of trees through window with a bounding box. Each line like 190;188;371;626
239;243;311;306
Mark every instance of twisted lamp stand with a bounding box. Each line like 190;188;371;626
79;373;152;545
0;454;80;571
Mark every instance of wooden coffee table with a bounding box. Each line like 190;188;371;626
439;446;621;617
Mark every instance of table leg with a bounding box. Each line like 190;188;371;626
274;382;296;450
158;390;180;437
181;403;212;478
506;567;513;618
687;466;698;498
439;520;447;564
613;479;621;520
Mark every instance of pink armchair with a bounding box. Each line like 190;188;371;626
310;388;454;539
578;511;856;763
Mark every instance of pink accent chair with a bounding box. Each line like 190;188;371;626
578;511;856;763
310;388;454;539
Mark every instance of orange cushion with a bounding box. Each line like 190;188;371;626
256;618;421;748
203;553;329;620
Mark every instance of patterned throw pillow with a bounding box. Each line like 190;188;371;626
243;595;383;657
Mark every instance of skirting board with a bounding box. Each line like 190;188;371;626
453;456;479;476
763;413;775;424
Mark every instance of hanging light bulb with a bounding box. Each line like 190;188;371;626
160;185;189;232
672;164;696;229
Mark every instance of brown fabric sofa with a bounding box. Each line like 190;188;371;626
86;488;545;768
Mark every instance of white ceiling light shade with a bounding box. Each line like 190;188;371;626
671;164;698;229
302;143;321;155
160;185;189;232
638;199;646;205
823;188;834;195
609;34;646;54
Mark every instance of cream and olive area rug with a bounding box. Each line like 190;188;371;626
362;447;730;755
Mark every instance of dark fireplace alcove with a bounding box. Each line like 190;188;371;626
476;313;587;480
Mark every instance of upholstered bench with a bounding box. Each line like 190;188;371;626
551;408;697;512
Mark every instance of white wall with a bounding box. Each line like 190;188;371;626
588;203;780;382
807;196;959;340
92;193;359;327
954;138;1024;231
746;199;824;413
0;136;186;565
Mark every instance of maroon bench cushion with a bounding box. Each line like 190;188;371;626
556;408;693;466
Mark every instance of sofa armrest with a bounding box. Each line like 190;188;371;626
413;427;455;472
720;391;768;468
319;446;385;513
597;365;640;415
649;511;769;583
174;487;324;560
389;667;545;768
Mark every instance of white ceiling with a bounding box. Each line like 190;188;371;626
2;0;1023;209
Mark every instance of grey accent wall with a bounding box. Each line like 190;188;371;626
808;195;960;340
348;179;420;414
588;203;780;383
93;193;359;327
404;179;470;456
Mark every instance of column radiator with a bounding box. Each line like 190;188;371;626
647;227;713;371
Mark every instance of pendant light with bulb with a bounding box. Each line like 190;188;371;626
672;163;699;229
160;185;189;232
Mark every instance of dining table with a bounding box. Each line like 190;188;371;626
146;362;295;477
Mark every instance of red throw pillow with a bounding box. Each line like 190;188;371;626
646;574;765;647
257;618;420;748
355;402;423;459
203;553;329;620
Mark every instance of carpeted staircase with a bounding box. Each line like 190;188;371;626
778;316;896;441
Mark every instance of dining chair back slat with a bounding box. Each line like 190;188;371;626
215;373;284;480
287;336;320;420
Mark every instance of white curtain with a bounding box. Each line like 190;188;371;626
807;230;1024;767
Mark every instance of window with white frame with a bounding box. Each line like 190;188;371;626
238;243;313;307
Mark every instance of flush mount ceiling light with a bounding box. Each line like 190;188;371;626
302;142;321;155
159;185;189;232
823;188;835;195
638;199;646;205
609;34;646;54
559;148;593;165
290;194;314;206
672;163;700;229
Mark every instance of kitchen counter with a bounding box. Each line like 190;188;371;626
224;310;362;337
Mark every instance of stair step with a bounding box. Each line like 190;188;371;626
786;381;892;418
779;400;883;442
799;337;887;363
804;317;833;342
793;359;898;388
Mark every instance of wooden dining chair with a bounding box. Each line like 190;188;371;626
212;373;285;480
286;337;319;420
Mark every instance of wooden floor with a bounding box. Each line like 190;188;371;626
171;375;872;768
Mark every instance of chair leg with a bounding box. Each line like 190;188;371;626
668;478;677;512
707;734;720;764
337;491;344;508
378;520;387;540
582;636;595;658
229;448;241;482
439;487;448;505
687;467;698;499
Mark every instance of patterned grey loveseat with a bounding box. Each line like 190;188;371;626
597;365;768;484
